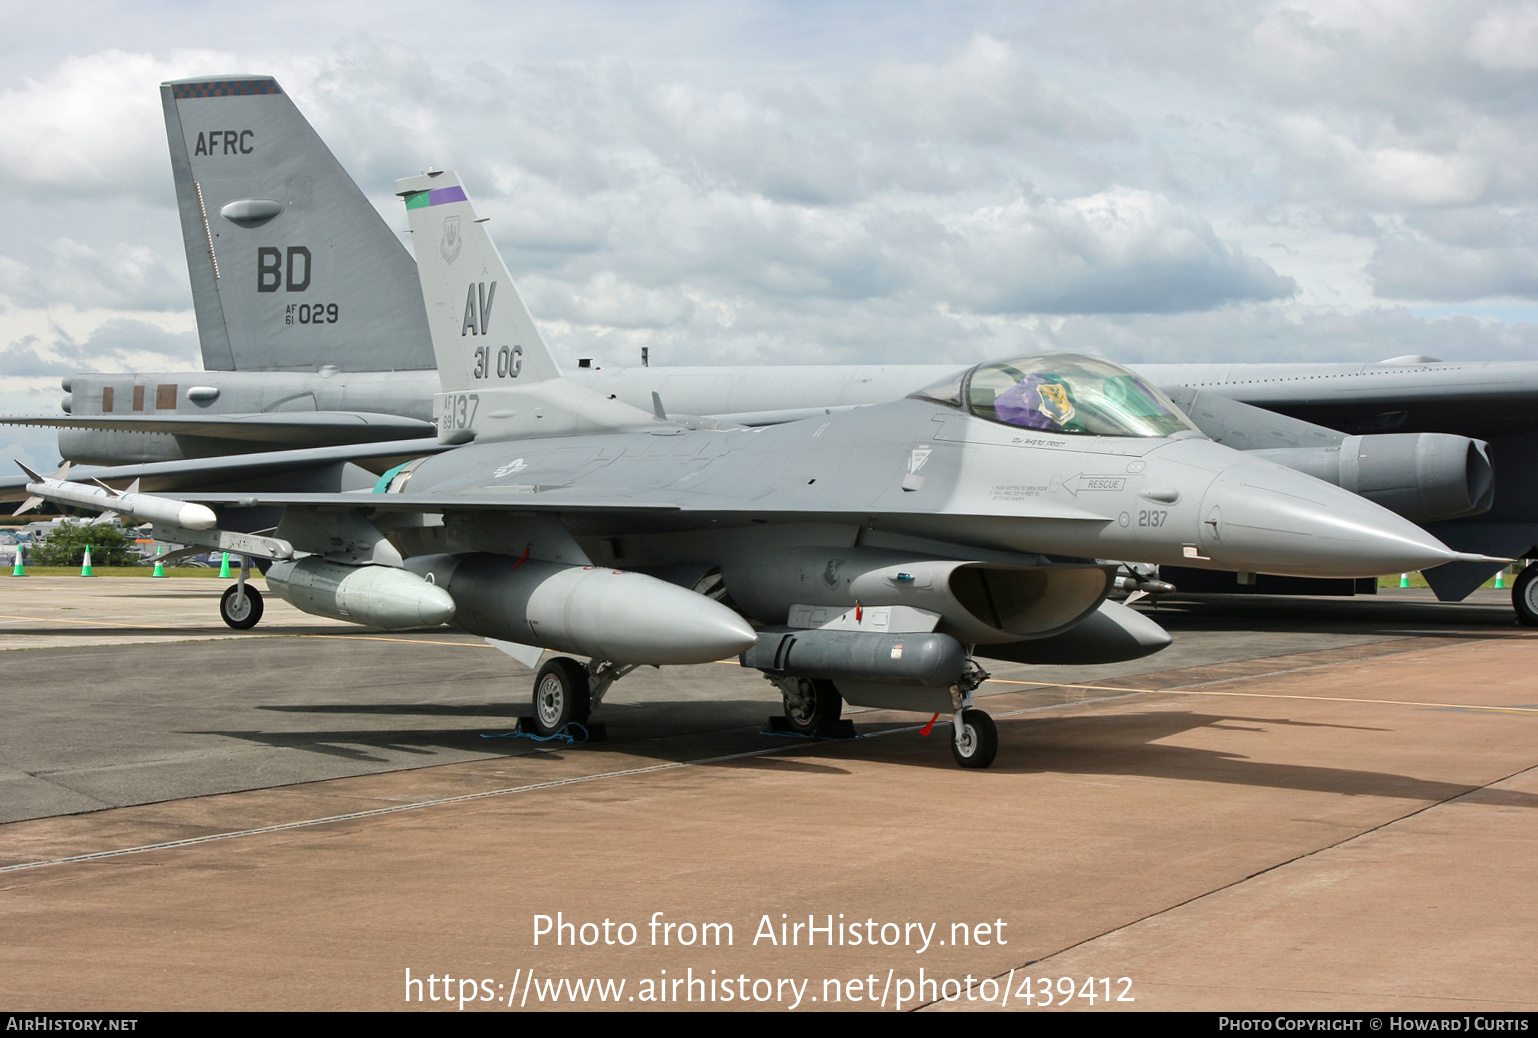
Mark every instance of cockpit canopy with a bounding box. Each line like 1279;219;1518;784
910;352;1198;438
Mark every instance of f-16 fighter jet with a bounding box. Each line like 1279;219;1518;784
17;171;1493;768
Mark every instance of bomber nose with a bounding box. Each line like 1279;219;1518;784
1198;458;1463;577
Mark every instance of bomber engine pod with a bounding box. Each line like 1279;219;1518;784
1249;433;1494;523
722;547;1114;644
743;628;969;688
407;553;758;665
266;557;457;630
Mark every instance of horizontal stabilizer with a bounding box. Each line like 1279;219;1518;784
0;438;448;505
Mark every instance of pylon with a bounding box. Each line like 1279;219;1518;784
219;551;231;578
80;545;95;577
11;544;25;577
1399;573;1410;588
152;544;165;578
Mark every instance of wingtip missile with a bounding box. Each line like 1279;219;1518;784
18;470;218;532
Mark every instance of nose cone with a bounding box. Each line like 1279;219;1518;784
1199;458;1461;577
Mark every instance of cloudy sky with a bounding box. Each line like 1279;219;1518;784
3;1;1538;463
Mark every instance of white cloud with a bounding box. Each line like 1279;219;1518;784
1465;3;1538;70
0;49;231;201
852;34;1129;144
2;3;1538;388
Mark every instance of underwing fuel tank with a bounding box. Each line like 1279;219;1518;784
266;558;457;630
406;553;758;665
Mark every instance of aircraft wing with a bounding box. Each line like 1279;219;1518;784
1139;361;1538;440
169;488;1110;526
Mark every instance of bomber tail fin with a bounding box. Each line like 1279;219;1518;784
161;76;433;372
396;170;562;392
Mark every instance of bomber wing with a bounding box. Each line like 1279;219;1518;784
0;412;434;445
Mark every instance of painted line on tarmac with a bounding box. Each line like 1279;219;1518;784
995;637;1538;716
0;612;488;650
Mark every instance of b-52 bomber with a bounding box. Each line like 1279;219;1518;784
18;171;1492;768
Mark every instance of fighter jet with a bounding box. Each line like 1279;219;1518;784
18;170;1493;769
7;74;1534;621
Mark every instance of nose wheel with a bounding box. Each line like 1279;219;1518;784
951;708;998;769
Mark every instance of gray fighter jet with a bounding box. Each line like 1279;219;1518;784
8;74;1535;621
18;170;1493;769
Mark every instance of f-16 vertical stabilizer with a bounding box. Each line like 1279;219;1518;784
397;170;658;442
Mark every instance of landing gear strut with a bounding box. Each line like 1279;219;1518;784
949;657;997;769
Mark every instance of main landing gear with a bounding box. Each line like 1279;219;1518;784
219;555;262;630
524;657;636;738
1513;564;1538;627
531;658;591;735
779;677;844;736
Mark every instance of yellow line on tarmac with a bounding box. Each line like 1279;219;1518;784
0;612;488;649
280;632;490;649
0;612;186;631
994;678;1538;716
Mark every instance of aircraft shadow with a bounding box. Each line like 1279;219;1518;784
187;697;1536;809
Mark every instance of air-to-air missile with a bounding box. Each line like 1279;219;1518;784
16;462;217;530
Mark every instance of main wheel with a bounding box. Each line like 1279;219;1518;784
531;657;592;737
781;677;842;736
951;709;998;769
1513;565;1538;627
219;584;264;630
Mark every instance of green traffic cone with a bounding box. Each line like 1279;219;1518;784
80;545;95;577
1495;566;1506;590
219;551;231;578
152;544;165;578
11;544;25;577
1399;573;1410;588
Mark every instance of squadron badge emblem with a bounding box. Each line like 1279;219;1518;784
441;215;463;264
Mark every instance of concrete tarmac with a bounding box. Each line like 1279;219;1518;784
1;576;1534;1012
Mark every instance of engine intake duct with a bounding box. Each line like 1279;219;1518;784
1249;433;1493;522
724;547;1113;644
975;600;1170;665
743;628;969;688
